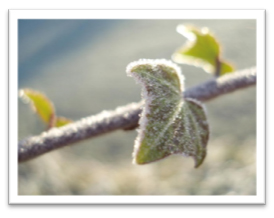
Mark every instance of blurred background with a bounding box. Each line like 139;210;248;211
18;19;256;195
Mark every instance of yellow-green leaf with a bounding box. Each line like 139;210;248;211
219;61;235;76
56;116;73;127
19;89;56;128
172;25;235;76
127;59;209;168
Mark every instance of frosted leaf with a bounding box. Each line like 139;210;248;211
127;59;209;168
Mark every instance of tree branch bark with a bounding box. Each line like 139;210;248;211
18;67;256;163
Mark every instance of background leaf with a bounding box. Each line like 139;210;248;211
219;61;235;75
127;59;209;167
172;25;235;76
56;116;73;127
19;89;56;128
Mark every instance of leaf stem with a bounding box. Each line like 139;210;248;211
215;56;221;77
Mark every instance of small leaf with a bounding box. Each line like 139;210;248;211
220;61;235;76
172;25;234;76
19;89;56;128
56;116;73;127
127;59;209;168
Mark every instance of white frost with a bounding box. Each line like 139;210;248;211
126;59;185;92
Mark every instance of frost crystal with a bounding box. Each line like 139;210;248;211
127;59;209;168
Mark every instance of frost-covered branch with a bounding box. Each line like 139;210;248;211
18;67;256;163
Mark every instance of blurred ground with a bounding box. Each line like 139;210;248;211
18;19;256;195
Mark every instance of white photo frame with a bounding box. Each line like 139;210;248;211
10;9;265;204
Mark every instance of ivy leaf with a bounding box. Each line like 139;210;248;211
56;116;73;127
172;25;234;76
127;59;209;168
19;89;56;128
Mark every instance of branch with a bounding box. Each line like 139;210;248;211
18;67;256;163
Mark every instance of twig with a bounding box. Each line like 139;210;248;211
18;67;256;163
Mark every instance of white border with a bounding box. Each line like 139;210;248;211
9;9;265;204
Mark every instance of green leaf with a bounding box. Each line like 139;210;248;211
19;89;56;128
172;25;235;76
56;116;73;127
220;61;235;76
127;59;209;168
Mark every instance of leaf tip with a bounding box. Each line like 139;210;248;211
126;59;184;92
19;89;30;104
193;150;207;168
176;24;196;41
18;88;57;128
56;116;73;127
